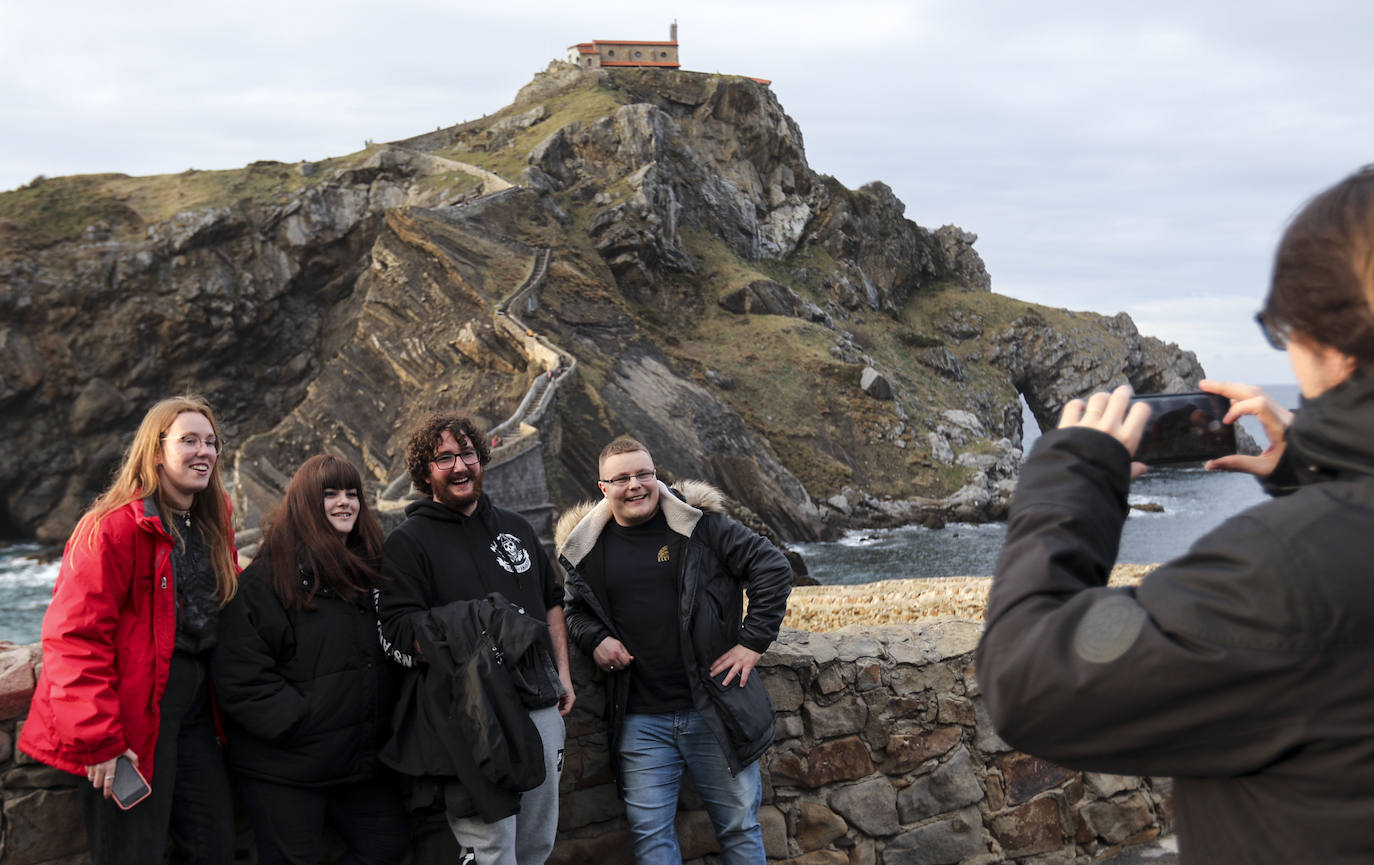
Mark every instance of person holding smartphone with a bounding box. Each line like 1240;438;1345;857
211;454;410;865
977;167;1374;864
19;395;239;865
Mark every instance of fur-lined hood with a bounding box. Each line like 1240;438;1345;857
555;479;726;567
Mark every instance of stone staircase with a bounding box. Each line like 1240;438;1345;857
377;236;573;539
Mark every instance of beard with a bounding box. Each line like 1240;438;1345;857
432;468;483;514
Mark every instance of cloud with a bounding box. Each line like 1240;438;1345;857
0;0;1366;391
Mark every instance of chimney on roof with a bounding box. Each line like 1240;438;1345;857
670;20;678;43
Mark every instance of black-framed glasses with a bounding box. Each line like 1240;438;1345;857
1255;311;1289;351
430;451;480;470
600;470;656;488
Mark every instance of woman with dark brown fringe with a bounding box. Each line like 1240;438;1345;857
212;454;410;865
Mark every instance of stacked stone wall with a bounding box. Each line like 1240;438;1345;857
0;623;1171;864
484;437;556;538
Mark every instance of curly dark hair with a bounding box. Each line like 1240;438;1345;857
404;413;491;496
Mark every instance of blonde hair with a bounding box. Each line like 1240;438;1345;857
78;394;239;604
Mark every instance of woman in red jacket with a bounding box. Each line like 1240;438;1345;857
20;394;240;865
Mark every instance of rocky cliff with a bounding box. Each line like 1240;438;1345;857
0;63;1206;544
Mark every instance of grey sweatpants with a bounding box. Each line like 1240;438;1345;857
446;705;565;864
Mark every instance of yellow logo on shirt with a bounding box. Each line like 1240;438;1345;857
657;545;670;563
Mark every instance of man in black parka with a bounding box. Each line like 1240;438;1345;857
558;437;791;865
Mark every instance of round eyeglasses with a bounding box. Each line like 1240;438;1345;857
162;434;223;453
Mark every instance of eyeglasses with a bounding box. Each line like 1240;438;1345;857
600;470;656;488
1255;311;1289;351
162;434;223;453
430;451;480;470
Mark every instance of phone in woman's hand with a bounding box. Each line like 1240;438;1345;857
112;755;151;810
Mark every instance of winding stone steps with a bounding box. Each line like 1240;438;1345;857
376;211;574;539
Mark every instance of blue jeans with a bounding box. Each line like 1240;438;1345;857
619;710;764;865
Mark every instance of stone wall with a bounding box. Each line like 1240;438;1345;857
484;434;557;540
0;624;1172;864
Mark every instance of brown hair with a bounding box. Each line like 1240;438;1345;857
597;437;652;474
78;394;239;604
404;413;491;496
259;454;384;610
1264;166;1374;367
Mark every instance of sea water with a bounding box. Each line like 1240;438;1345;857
794;384;1298;584
793;467;1268;585
1;543;61;645
0;385;1302;644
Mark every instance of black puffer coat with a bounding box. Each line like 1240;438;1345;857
212;558;397;787
977;372;1374;865
558;480;792;789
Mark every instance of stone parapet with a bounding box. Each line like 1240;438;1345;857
0;625;1172;864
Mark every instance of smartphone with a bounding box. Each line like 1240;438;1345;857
112;755;151;810
1132;391;1236;466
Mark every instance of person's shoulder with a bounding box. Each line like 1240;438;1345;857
671;479;727;514
235;556;278;591
70;500;151;552
99;499;148;532
224;558;283;614
389;505;440;540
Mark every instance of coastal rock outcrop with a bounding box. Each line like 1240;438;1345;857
990;308;1206;433
1;63;1209;543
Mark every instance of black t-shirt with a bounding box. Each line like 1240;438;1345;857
603;510;692;713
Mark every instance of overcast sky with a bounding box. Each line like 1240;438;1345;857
5;0;1372;386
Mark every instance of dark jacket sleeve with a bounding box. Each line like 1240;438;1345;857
377;529;433;667
711;515;792;654
563;583;612;658
561;541;614;657
210;570;307;743
976;427;1319;778
536;538;563;613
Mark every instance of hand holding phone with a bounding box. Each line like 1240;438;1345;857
1198;379;1292;476
1057;386;1153;478
111;754;151;810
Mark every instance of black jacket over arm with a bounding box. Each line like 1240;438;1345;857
976;373;1374;865
379;596;555;823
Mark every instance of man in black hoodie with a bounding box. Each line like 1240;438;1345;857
377;413;574;865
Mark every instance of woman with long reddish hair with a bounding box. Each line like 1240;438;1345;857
211;454;409;865
20;394;239;865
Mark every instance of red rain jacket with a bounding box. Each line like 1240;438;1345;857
20;497;234;778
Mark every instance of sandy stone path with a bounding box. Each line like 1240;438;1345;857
781;564;1158;632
